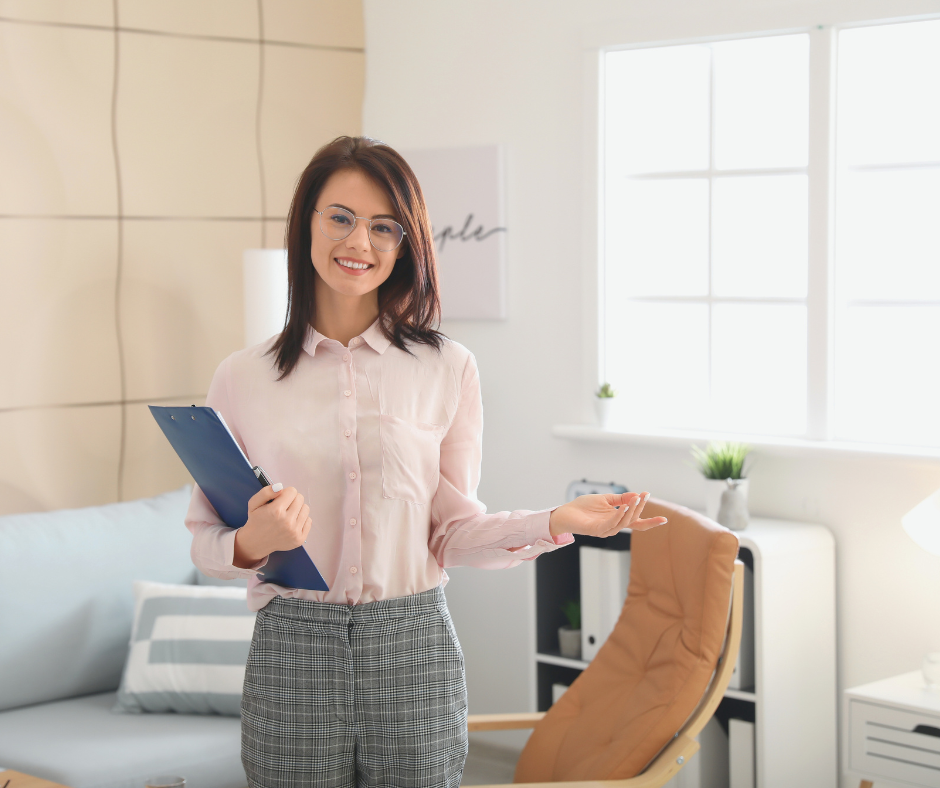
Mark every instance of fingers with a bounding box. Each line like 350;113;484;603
631;516;669;532
283;489;305;520
628;492;651;528
601;492;642;537
247;483;284;512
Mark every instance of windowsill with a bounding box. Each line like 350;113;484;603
552;423;940;462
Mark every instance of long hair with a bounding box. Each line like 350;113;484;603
269;136;443;379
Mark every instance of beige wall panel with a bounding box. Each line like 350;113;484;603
262;0;364;49
0;404;120;515
0;1;112;26
119;219;256;401
118;0;258;40
121;399;197;502
117;32;261;218
264;218;288;249
0;219;121;409
0;21;117;215
261;46;364;217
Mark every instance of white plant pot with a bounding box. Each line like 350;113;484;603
594;397;614;428
704;478;749;531
558;626;582;660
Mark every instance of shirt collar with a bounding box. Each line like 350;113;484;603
302;318;392;357
360;319;392;354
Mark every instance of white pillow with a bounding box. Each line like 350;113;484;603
114;580;256;716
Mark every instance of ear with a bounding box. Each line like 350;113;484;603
396;244;407;260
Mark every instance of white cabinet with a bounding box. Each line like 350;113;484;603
533;517;837;788
845;671;940;788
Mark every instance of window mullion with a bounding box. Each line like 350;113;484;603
806;26;835;441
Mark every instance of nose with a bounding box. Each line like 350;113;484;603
345;218;371;251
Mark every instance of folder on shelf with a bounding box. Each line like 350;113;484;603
580;546;631;661
149;405;328;592
729;560;755;690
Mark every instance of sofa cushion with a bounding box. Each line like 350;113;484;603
0;487;196;712
0;691;244;788
115;581;255;716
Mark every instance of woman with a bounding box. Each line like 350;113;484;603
186;136;668;788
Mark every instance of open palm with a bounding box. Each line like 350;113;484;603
548;492;667;539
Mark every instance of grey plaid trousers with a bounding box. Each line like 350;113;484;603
241;585;469;787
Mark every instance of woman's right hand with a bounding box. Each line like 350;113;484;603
232;484;312;568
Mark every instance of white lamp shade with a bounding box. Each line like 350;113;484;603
243;249;288;347
902;489;940;557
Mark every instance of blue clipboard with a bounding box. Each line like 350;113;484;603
149;405;328;591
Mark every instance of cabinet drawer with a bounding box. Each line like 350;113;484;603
849;700;940;786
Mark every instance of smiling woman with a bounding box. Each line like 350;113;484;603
183;135;667;788
270;136;444;380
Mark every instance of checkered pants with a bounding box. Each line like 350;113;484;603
241;585;469;787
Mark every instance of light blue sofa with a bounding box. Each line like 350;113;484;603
0;487;246;788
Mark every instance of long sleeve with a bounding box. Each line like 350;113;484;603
428;354;573;569
184;356;268;580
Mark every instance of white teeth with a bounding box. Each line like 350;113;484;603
337;258;372;271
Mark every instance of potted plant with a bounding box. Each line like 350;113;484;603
691;441;751;531
558;599;581;660
595;382;616;428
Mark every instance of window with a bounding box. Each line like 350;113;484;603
601;19;940;449
833;20;940;447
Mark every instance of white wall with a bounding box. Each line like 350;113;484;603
362;0;940;780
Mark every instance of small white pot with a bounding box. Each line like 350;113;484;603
558;626;582;660
704;478;749;530
594;397;614;428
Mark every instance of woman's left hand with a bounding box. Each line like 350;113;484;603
548;491;667;539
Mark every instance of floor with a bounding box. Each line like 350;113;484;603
461;740;520;786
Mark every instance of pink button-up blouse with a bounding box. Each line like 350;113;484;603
185;320;573;610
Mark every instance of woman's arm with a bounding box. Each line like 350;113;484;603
427;354;666;570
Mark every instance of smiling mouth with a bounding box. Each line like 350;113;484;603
335;257;374;272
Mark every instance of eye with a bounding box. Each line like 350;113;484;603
372;221;394;234
328;212;353;226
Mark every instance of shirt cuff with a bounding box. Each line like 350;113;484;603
525;509;573;547
222;528;269;574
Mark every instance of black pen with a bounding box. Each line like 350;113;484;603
252;465;273;488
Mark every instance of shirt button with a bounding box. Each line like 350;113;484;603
349;472;357;480
343;390;351;397
349;566;358;574
350;518;357;526
343;354;349;361
344;429;351;437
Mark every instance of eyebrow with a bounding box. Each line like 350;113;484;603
328;203;398;221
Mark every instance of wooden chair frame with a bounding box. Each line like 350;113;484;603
466;560;745;788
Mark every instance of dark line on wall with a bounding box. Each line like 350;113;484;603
0;395;208;416
256;0;267;248
0;15;364;52
111;0;128;502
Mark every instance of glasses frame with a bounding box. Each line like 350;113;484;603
313;206;407;252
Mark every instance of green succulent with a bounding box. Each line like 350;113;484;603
691;441;751;480
561;599;581;630
596;382;616;399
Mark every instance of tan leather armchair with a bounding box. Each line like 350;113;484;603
467;499;743;787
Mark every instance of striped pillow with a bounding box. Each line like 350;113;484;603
114;580;256;716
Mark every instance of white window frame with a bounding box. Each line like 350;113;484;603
564;3;940;460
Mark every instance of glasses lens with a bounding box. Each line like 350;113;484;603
320;207;355;240
369;219;405;252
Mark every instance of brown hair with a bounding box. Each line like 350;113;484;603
269;136;443;379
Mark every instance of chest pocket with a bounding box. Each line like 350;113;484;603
380;414;446;504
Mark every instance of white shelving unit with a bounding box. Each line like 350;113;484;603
533;517;837;788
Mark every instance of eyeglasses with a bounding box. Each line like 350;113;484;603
314;206;406;252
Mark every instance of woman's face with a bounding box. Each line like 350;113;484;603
310;168;405;299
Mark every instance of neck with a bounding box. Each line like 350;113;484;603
312;270;380;346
